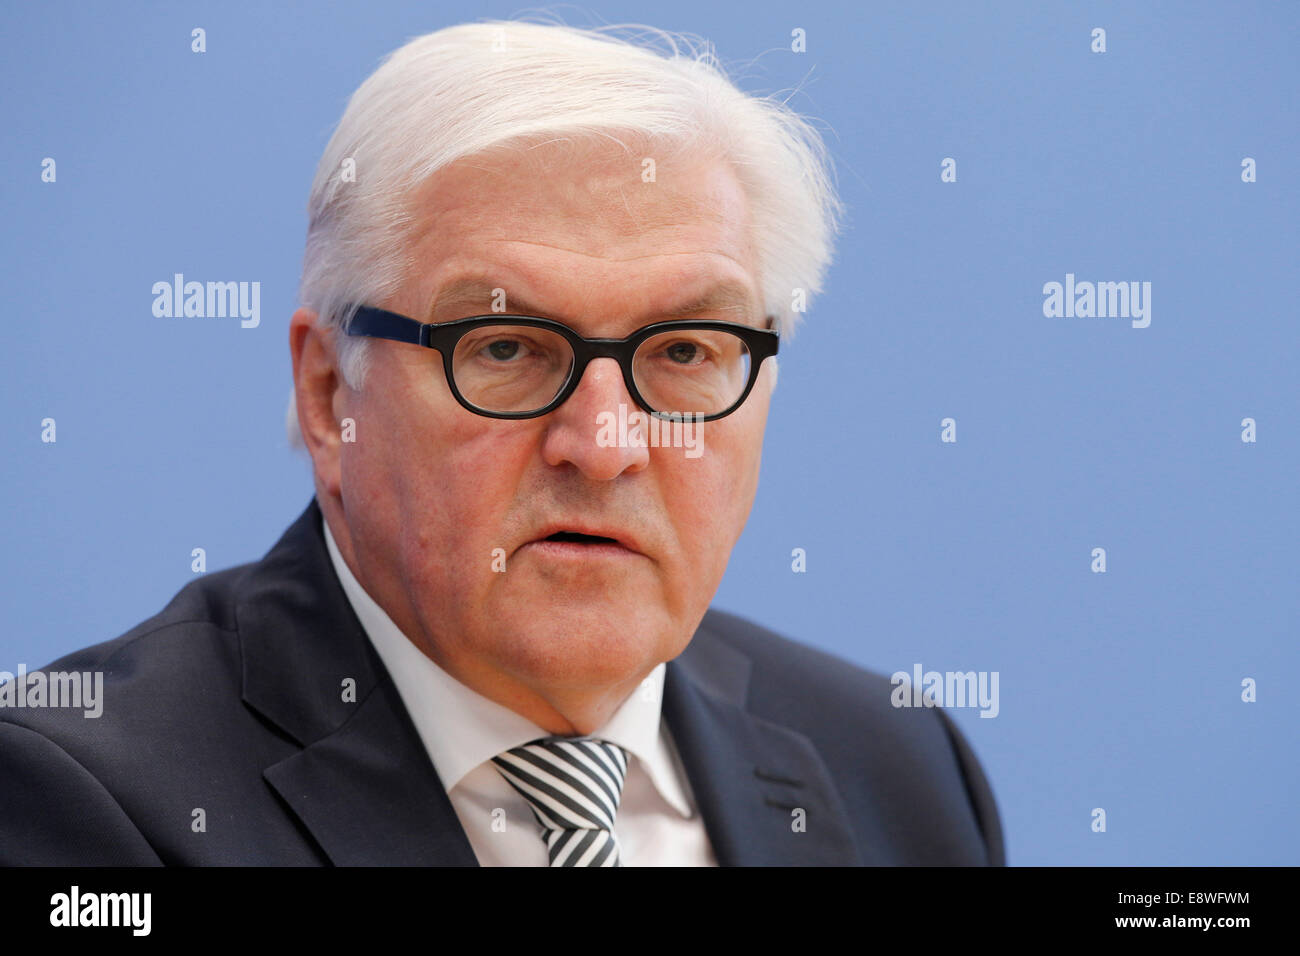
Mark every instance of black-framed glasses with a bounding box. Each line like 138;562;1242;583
345;306;779;422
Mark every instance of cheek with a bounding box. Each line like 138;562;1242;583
398;432;532;573
342;379;533;583
669;422;765;578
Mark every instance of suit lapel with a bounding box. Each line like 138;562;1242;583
664;620;862;866
263;676;477;865
237;499;476;865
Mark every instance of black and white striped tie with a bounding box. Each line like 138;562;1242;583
492;737;630;867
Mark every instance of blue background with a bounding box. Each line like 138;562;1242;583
2;1;1295;865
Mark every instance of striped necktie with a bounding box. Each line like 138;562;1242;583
492;737;630;867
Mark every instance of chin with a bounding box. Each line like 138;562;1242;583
488;602;680;687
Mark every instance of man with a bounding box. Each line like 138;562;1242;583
0;21;1003;865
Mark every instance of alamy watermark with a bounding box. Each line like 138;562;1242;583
0;665;103;718
1042;273;1151;328
595;403;704;459
50;886;150;936
891;663;999;718
152;273;260;328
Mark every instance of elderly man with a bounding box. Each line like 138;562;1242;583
0;21;1002;866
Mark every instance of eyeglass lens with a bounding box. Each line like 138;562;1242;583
450;324;753;416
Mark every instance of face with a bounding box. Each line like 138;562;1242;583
295;139;774;734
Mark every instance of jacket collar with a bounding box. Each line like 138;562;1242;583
236;499;858;865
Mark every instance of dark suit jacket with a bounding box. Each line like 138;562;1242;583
0;500;1004;865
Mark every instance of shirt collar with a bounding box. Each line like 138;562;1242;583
322;518;693;816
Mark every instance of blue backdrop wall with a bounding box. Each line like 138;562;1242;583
2;0;1296;865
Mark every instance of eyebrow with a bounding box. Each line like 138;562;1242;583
425;277;759;326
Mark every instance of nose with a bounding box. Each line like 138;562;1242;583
539;357;650;480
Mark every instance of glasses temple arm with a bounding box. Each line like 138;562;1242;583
347;306;427;346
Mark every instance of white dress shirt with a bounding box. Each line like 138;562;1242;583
323;522;716;866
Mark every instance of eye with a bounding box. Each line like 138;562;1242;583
476;337;532;362
663;340;708;365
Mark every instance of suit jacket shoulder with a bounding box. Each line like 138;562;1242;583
678;608;1005;865
0;505;401;865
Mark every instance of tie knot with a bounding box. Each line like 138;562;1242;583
493;737;630;836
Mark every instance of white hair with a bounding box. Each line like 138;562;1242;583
288;18;843;447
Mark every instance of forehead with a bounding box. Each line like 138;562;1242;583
426;274;756;323
398;140;762;329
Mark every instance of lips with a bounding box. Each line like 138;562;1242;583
525;523;644;556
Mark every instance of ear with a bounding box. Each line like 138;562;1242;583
289;308;347;499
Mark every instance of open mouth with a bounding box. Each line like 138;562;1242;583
544;531;619;545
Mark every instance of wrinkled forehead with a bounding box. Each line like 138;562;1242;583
394;139;763;329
